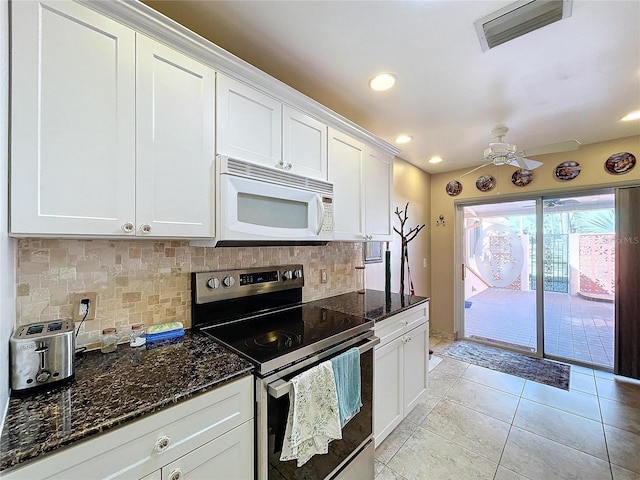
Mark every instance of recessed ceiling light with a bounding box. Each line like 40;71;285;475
369;73;396;92
429;156;443;164
621;110;640;121
395;135;413;144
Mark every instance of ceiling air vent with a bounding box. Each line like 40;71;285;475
474;0;572;52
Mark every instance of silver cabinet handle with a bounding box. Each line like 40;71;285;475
140;224;152;234
121;222;134;233
154;435;171;453
168;468;183;480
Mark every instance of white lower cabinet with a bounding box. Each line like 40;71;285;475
374;303;429;447
3;376;254;480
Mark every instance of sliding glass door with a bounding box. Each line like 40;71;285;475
459;190;615;369
462;199;539;355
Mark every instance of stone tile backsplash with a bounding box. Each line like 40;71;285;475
16;239;362;349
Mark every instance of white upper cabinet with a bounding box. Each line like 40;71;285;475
282;105;328;180
328;128;366;241
10;1;215;238
10;0;136;236
364;146;394;241
216;74;282;167
136;34;215;238
329;129;394;242
217;75;329;181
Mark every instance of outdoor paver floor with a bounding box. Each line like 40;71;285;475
464;288;614;368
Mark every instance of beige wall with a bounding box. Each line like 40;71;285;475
16;240;362;350
366;157;431;298
430;135;640;334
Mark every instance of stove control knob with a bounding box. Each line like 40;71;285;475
293;269;303;279
282;270;293;281
36;370;51;383
206;277;220;289
222;276;236;288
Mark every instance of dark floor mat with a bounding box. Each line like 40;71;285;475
442;340;570;390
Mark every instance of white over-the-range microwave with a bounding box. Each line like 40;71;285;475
196;155;334;246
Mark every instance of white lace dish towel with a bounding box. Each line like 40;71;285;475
279;361;342;466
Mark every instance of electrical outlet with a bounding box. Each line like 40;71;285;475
320;269;328;284
72;292;96;321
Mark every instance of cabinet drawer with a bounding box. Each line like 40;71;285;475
4;376;253;480
161;420;253;480
374;303;429;346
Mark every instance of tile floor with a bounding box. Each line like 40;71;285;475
374;336;640;480
464;289;614;368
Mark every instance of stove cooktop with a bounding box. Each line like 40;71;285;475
200;304;373;375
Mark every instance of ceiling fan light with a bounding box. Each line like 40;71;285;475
507;144;518;152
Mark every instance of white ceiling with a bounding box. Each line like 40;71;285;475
144;0;640;174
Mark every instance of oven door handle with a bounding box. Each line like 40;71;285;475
267;335;380;399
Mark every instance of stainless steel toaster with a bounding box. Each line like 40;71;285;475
10;319;75;392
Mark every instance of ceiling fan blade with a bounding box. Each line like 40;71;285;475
461;160;493;177
524;139;581;156
511;157;543;170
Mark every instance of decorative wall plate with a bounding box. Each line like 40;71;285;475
476;175;496;192
605;152;636;174
445;180;463;196
511;168;534;187
555;161;581;181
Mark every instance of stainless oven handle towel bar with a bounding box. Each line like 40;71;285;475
267;336;380;399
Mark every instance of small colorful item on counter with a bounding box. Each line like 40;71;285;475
146;322;184;344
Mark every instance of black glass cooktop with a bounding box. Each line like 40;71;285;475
200;305;372;374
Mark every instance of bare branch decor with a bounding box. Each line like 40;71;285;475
394;203;426;297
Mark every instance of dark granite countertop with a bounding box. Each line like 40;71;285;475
0;331;253;473
308;289;429;322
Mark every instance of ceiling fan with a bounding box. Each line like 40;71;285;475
462;125;581;177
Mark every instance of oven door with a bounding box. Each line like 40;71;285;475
258;335;377;480
219;173;333;242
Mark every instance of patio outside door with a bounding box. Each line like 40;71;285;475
461;199;539;355
460;191;615;369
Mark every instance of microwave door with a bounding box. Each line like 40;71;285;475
220;175;329;241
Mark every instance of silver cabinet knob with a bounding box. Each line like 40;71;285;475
282;270;293;281
206;277;220;289
293;269;303;279
154;435;171;454
284;162;292;170
222;276;235;288
122;222;134;233
168;469;183;480
140;224;152;234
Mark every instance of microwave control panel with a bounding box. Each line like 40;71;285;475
322;197;333;233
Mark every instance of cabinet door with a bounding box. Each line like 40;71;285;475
282;105;327;180
136;34;215;238
373;336;404;447
217;74;281;167
10;0;136;236
161;421;253;480
328;128;365;241
365;147;394;240
403;321;429;414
